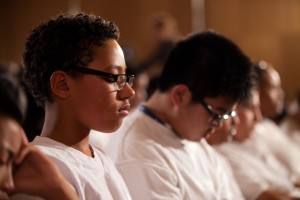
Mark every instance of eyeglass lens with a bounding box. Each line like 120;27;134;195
115;75;134;90
201;99;236;126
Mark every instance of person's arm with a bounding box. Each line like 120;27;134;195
294;179;300;188
12;133;79;200
256;189;292;200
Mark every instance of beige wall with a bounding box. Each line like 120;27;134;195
0;0;68;61
0;0;191;63
205;0;300;100
0;0;299;100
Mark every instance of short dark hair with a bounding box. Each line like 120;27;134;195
0;73;25;124
23;13;120;107
158;31;254;103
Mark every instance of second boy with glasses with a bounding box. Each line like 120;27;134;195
199;98;237;127
107;31;254;199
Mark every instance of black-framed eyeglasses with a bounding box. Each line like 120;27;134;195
71;67;134;91
199;99;237;126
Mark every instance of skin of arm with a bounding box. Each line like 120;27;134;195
256;189;297;200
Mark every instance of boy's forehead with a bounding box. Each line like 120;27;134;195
89;40;125;70
204;95;237;112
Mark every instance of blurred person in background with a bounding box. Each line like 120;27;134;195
0;62;27;122
254;60;300;187
0;71;79;200
208;86;300;200
137;11;181;79
280;92;300;146
256;60;287;125
0;61;45;142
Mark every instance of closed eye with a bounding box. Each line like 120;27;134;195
103;77;116;84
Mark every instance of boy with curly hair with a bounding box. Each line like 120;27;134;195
22;13;134;199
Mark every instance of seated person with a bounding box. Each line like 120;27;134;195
255;60;300;181
21;13;134;199
106;31;254;199
209;87;300;200
280;93;300;146
137;11;181;79
0;72;78;199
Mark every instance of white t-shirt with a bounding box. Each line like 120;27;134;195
214;135;295;200
255;119;300;181
17;136;132;200
106;107;245;200
89;130;112;151
280;117;300;147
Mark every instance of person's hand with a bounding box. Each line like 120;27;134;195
256;189;292;200
10;132;78;200
294;179;300;188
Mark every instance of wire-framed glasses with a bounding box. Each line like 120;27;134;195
71;66;134;91
199;99;237;126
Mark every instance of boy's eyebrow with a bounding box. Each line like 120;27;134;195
104;65;126;73
112;65;123;70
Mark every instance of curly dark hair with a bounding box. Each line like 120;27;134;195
23;13;120;107
158;30;255;103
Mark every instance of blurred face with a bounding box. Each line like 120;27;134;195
68;39;135;133
176;95;237;141
0;114;23;194
129;73;149;110
206;116;239;145
259;67;285;119
234;90;262;142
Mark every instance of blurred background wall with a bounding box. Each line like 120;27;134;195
0;0;299;100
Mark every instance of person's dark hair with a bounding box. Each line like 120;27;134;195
23;13;120;107
158;31;254;103
147;75;159;99
0;73;26;124
236;62;260;107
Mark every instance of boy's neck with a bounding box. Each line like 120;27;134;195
41;103;92;157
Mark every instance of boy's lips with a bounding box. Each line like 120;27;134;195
118;104;131;116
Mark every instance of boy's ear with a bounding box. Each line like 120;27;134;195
170;84;192;106
50;71;70;99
